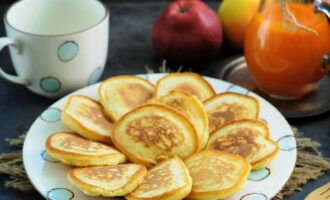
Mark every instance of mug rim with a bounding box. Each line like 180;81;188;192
3;0;109;37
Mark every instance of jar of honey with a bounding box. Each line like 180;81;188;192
244;0;330;100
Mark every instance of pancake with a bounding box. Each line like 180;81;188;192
61;95;113;143
154;72;215;101
204;92;259;134
149;90;208;150
68;164;147;197
206;119;279;170
125;157;192;200
45;132;126;166
98;75;154;122
112;104;198;167
185;150;251;199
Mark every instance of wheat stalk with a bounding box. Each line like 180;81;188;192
280;0;318;35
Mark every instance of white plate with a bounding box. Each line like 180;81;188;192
23;73;297;200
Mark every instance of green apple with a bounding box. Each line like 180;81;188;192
218;0;261;48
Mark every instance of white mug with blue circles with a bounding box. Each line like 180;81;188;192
0;0;109;98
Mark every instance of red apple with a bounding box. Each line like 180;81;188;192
152;0;222;65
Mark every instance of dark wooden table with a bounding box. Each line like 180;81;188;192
0;1;329;200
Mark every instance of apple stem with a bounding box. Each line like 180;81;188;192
179;6;187;13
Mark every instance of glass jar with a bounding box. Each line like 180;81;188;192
244;0;330;100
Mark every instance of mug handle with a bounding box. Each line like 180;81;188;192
0;38;29;85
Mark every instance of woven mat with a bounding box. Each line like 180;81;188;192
0;127;329;199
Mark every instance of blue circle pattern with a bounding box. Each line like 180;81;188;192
41;150;59;163
40;107;61;122
88;68;103;85
227;85;249;95
240;193;267;200
40;77;61;93
58;41;78;61
261;118;268;125
145;74;150;81
248;168;270;181
47;188;74;200
277;135;297;151
135;74;149;80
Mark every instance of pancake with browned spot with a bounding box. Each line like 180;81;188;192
99;75;154;121
185;150;251;199
154;72;215;101
45;132;126;166
125;157;192;200
68;164;147;197
61;95;113;143
206;119;279;170
149;90;208;150
204;92;259;134
112;104;198;167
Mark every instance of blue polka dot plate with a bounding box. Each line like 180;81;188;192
23;74;297;200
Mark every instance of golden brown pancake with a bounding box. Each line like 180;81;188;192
185;150;251;199
154;72;215;101
148;90;209;150
45;132;126;166
204;92;259;134
206;119;279;170
112;104;198;167
61;95;113;143
98;75;154;121
68;164;147;197
125;157;192;200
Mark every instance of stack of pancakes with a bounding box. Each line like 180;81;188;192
45;72;279;200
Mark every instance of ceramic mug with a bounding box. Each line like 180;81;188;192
0;0;109;98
